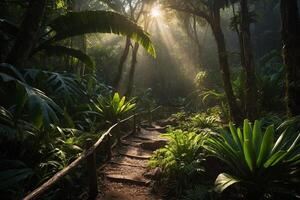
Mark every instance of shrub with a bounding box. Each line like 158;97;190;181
149;129;208;197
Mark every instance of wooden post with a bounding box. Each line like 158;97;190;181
133;114;136;134
86;139;98;200
148;109;151;126
106;136;112;161
115;125;121;143
137;114;141;132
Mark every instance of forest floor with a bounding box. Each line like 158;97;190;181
96;122;168;200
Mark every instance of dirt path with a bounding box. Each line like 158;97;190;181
97;123;167;200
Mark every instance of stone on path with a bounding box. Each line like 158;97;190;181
98;125;166;200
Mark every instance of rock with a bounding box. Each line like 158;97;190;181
140;140;167;151
156;117;178;127
102;191;130;200
144;167;162;180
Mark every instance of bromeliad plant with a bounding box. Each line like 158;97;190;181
92;92;136;124
205;119;300;198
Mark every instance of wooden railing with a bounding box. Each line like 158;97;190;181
23;107;161;200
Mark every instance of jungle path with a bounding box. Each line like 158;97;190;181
97;121;170;200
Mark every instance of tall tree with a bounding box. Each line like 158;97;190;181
69;0;88;75
114;36;131;88
121;0;149;96
239;0;258;120
125;42;139;96
181;14;205;69
168;0;244;123
109;0;146;90
6;0;47;67
280;0;300;116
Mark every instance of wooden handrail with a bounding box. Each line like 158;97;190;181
23;106;161;200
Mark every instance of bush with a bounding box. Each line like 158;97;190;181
149;129;208;198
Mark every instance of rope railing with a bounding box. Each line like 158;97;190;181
23;106;161;200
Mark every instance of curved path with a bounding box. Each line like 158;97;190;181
97;123;167;200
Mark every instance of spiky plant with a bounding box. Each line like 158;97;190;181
205;119;300;198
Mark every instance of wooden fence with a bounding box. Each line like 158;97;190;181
23;107;161;200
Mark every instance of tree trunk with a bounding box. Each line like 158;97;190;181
114;37;131;89
72;0;87;76
125;42;139;96
6;0;46;68
240;0;258;120
183;15;203;69
280;0;300;116
192;16;203;69
211;9;244;123
232;3;246;113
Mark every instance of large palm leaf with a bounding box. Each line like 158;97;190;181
0;64;62;128
41;45;95;70
47;11;156;57
45;72;83;103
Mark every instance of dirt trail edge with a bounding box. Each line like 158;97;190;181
97;121;168;200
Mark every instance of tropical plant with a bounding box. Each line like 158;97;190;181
189;113;220;131
205;119;300;199
1;10;156;70
91;92;136;124
0;160;34;199
0;63;63;128
181;185;216;200
40;10;155;56
174;112;221;134
0;62;109;198
149;129;207;197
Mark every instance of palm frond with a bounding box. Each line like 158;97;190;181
40;45;95;70
48;11;155;57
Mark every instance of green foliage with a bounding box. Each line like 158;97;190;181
0;62;110;198
47;11;156;57
181;185;215;200
257;65;284;112
150;129;207;197
1;10;156;70
0;64;63;128
0;160;34;199
41;45;95;70
189;113;220;131
173;111;221;133
194;71;207;88
92;92;136;123
205;119;300;196
45;72;83;103
136;88;157;111
230;10;258;31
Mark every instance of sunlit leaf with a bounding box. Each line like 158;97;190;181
214;173;240;193
48;11;156;57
